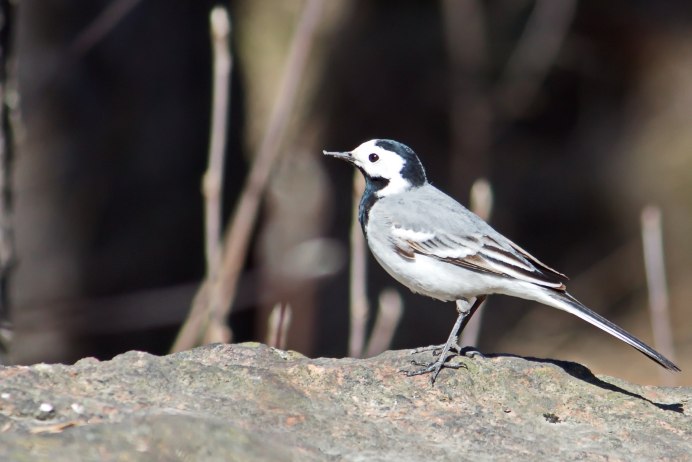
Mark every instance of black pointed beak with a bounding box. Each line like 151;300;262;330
323;150;354;163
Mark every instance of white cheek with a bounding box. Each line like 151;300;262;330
376;176;410;197
351;143;416;197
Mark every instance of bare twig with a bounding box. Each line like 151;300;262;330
267;302;292;349
70;0;143;57
172;278;215;351
172;0;324;352
459;178;494;347
206;0;323;342
495;0;577;116
364;288;403;358
442;1;495;349
171;6;234;351
0;0;15;363
442;0;487;80
469;177;493;222
348;171;368;358
441;0;491;199
204;7;232;277
640;206;676;385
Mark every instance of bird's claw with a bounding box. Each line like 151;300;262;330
410;344;483;359
401;356;468;385
402;343;484;385
410;343;463;356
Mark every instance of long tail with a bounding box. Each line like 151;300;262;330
544;291;680;371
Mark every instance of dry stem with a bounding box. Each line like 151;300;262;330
364;288;403;358
172;0;324;352
348;171;368;358
641;205;676;385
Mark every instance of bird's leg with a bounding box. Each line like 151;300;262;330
408;296;486;358
455;295;487;358
457;295;485;335
404;296;486;385
404;301;468;384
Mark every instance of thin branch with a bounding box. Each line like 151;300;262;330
364;288;403;358
204;7;232;277
172;0;324;352
348;171;368;358
267;302;292;350
441;0;491;199
171;6;234;351
0;0;15;363
641;206;676;385
70;0;143;57
469;177;493;222
459;178;493;347
495;0;577;116
442;0;487;74
207;0;323;341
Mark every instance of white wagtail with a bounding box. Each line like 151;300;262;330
324;139;680;384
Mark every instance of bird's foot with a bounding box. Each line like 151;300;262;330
410;343;462;356
402;355;467;385
402;344;484;385
409;344;484;359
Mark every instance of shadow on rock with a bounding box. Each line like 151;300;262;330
484;352;684;413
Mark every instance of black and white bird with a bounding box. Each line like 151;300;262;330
324;139;679;384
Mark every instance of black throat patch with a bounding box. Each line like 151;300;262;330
358;172;388;233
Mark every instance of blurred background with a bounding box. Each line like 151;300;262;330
4;0;691;386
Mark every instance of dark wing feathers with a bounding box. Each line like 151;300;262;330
402;236;506;277
392;229;567;290
506;240;569;283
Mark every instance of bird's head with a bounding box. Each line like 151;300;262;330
323;139;427;197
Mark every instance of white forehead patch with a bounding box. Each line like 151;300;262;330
349;140;412;197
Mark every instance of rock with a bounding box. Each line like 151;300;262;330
0;343;689;461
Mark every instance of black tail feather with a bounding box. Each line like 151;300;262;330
550;292;680;372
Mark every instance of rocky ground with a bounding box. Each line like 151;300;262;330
0;343;689;461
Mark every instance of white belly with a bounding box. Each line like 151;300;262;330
368;241;503;302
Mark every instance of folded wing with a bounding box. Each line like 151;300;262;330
389;224;568;290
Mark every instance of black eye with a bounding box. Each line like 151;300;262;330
368;153;379;162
